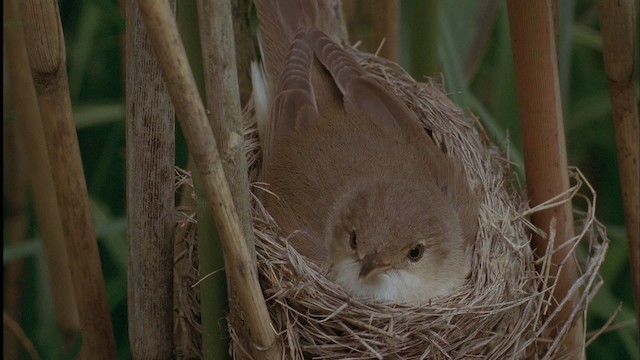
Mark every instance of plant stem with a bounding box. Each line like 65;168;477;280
134;0;281;358
125;0;176;358
598;0;640;330
18;0;116;358
506;0;583;357
371;0;400;62
4;0;81;352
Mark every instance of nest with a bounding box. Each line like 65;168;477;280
174;49;609;359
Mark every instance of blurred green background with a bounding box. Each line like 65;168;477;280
3;0;638;358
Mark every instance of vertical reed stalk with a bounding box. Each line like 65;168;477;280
343;0;372;50
506;0;583;357
463;0;500;82
4;1;80;352
3;70;28;360
125;0;176;358
196;0;255;357
231;0;256;106
18;0;116;358
371;0;400;62
133;0;281;358
174;1;221;358
597;0;640;328
407;0;439;78
196;0;254;281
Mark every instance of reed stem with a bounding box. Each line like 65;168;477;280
506;0;583;357
19;0;116;357
134;0;281;358
597;0;640;329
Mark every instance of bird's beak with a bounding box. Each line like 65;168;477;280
358;253;390;280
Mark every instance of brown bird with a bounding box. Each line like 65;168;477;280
252;0;480;301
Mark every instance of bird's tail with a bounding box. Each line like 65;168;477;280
251;0;348;160
252;0;347;84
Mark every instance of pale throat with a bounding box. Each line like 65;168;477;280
330;257;456;302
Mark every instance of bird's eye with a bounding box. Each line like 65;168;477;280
407;244;425;262
349;230;357;250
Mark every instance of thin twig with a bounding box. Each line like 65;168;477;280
3;311;42;360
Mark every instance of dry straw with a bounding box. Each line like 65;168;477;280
175;47;609;360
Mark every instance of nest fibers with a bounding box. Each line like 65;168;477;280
174;49;609;359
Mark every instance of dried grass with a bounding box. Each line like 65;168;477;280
174;49;609;359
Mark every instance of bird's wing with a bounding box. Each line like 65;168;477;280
308;29;421;136
263;27;423;139
271;30;321;134
256;29;321;168
253;0;346;91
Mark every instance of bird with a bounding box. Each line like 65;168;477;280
251;0;480;302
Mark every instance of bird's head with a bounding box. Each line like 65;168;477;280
325;179;471;302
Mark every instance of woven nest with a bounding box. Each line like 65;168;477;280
174;49;609;359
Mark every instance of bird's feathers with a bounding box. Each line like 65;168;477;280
253;0;346;92
251;0;480;300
